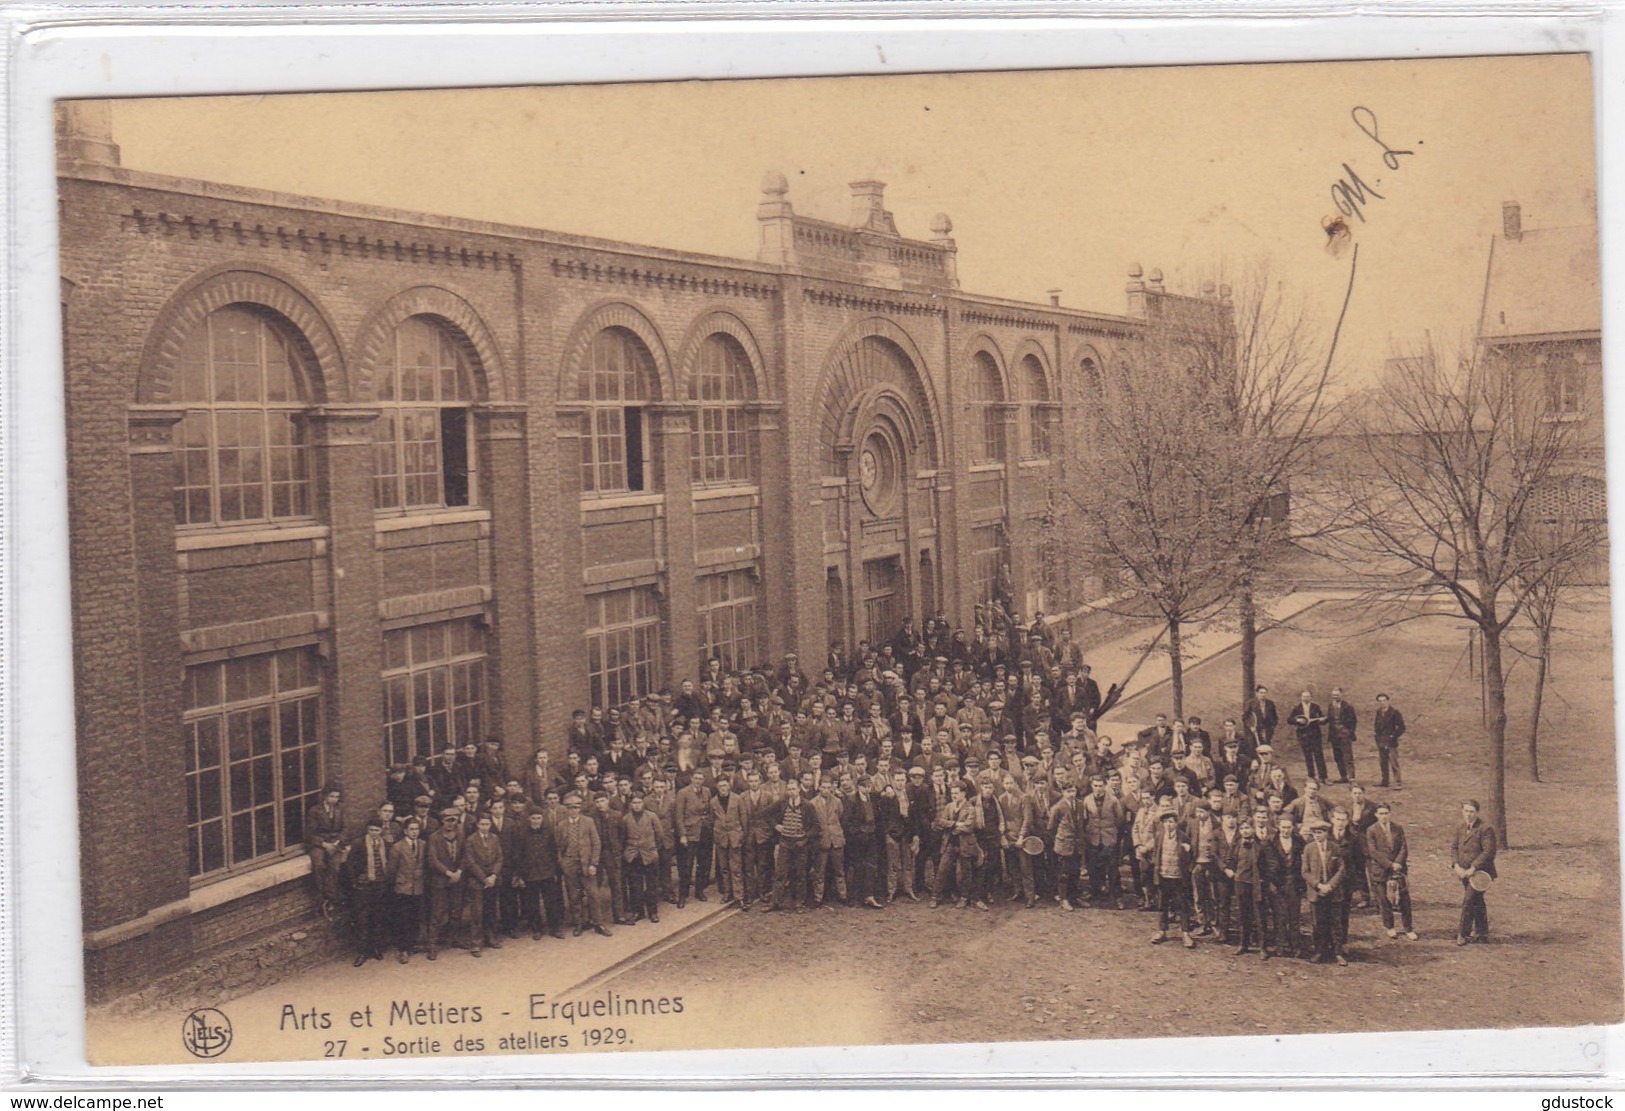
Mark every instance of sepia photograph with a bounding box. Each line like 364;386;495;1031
53;53;1619;1068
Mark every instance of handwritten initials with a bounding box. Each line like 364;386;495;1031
1351;106;1415;170
1328;107;1415;225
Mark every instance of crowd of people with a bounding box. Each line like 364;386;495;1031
308;606;1500;970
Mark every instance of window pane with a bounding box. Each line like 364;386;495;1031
185;651;323;876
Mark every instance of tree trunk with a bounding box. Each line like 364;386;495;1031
1239;574;1258;712
1526;617;1551;783
1167;615;1184;719
1480;624;1510;847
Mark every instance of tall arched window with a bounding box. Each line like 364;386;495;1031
690;334;754;486
174;306;313;527
578;327;657;495
374;316;475;511
1022;354;1052;460
968;351;1006;464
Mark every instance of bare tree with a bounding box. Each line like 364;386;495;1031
1327;341;1600;840
1189;261;1349;708
1512;490;1605;781
1049;263;1339;718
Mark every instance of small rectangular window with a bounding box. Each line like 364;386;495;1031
441;408;470;507
625;406;646;492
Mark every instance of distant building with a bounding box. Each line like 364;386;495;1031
56;104;1227;998
1478;200;1606;577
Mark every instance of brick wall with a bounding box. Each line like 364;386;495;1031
62;163;1174;1000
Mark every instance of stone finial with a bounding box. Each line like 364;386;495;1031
931;212;953;237
1218;284;1232;304
1148;268;1165;292
1201;280;1217;297
762;170;789;197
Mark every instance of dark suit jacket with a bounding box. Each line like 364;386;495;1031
305;803;346;850
1245;697;1279;741
1374;706;1407;746
1364;820;1408;880
460;830;503;885
427;830;464;889
1260;833;1304;894
1287;702;1325;745
1453;819;1498;879
1327;700;1358;741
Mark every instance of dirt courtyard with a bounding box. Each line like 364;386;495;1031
602;595;1623;1052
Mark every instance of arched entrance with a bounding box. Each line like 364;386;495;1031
816;328;942;652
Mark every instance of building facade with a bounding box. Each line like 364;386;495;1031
57;106;1219;998
1479;200;1606;578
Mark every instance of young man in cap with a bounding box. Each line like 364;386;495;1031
709;775;749;908
516;807;566;940
460;812;504;956
810;779;849;908
1301;818;1347;965
1151;809;1196;948
1082;774;1127;908
845;774;886;909
558;793;611;938
1225;815;1267;957
769;778;819;911
387;817;427;962
305;785;347;916
673;768;713;908
347;816;392;966
623;793;664;924
425;809;466;960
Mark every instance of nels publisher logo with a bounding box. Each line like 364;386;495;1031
181;1007;233;1059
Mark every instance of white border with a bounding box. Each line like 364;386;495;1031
8;5;1624;1087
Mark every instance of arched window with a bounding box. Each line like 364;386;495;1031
174;306;313;527
579;327;657;495
374;316;475;511
968;351;1006;464
1022;354;1052;459
690;334;754;486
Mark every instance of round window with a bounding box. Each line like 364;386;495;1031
858;431;900;517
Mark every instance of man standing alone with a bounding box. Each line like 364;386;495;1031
1373;693;1406;789
1452;799;1498;945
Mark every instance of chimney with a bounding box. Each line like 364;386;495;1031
1047;290;1062;307
1503;201;1522;242
850;180;893;233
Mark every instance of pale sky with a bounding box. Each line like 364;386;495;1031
104;54;1597;391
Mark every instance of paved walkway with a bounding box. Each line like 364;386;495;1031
1085;589;1346;739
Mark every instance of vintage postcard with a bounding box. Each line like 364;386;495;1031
57;55;1618;1069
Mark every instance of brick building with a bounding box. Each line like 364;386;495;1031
1479;200;1607;578
57;104;1220;998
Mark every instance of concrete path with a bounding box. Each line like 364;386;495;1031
1086;589;1347;740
